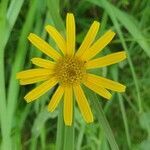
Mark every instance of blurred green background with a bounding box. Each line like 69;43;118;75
0;0;150;149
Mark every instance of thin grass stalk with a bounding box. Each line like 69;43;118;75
56;101;65;150
63;97;75;150
111;66;131;148
88;92;119;150
63;125;74;150
118;94;131;147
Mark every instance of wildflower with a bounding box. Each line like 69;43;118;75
16;13;126;126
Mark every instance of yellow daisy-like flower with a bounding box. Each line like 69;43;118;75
16;13;126;126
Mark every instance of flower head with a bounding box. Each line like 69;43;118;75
16;13;126;126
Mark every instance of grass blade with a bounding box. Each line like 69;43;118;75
56;102;65;150
7;0;39;144
88;92;119;150
111;65;131;148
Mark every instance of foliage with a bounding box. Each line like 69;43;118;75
0;0;150;149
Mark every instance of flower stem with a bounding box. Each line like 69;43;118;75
56;101;65;150
63;125;74;150
63;98;74;150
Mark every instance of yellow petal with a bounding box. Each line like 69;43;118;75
76;21;100;57
86;51;127;69
64;86;73;126
66;13;75;56
20;75;50;85
45;25;66;55
31;58;56;69
16;69;53;79
87;73;126;92
81;30;115;60
28;33;61;60
24;77;58;102
73;85;93;123
83;80;112;100
48;86;64;112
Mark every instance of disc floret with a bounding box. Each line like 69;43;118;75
55;56;86;86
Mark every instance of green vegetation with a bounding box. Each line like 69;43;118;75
0;0;150;149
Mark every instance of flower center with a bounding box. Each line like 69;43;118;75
55;56;86;86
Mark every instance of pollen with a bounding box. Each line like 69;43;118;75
55;56;86;86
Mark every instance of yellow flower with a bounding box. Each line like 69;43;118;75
16;13;126;126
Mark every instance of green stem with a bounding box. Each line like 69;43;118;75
118;94;131;148
56;101;65;150
63;97;75;150
88;93;119;150
63;125;74;150
76;125;85;149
